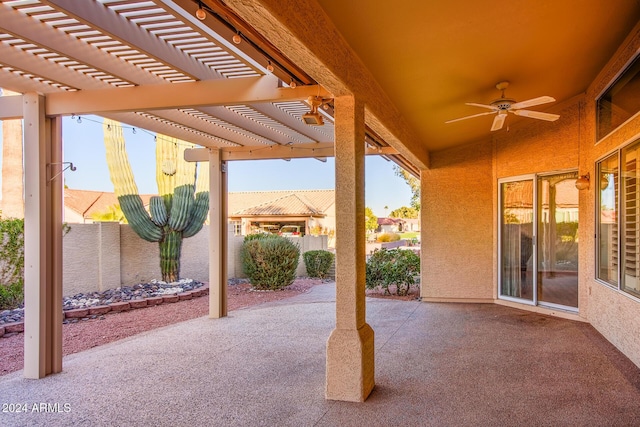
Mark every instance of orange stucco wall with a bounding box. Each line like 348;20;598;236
581;24;640;367
421;22;640;367
421;139;494;302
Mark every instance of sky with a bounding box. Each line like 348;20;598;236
53;115;413;217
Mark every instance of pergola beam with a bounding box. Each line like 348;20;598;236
45;75;329;115
184;144;398;161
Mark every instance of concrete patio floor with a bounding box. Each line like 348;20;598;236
1;282;640;426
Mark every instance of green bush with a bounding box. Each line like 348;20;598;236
243;233;279;243
303;250;335;279
365;248;420;296
241;235;300;290
0;279;23;311
377;232;401;243
0;215;24;310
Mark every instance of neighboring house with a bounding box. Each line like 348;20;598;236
64;189;153;223
377;217;403;233
228;189;335;236
64;188;336;238
377;217;420;233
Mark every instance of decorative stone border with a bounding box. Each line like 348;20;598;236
0;283;209;338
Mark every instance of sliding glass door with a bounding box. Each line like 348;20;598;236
500;178;535;302
499;172;579;311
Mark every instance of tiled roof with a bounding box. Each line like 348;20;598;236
228;190;334;217
65;188;335;219
64;188;153;220
378;217;403;226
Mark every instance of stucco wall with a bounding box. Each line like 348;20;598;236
420;22;640;368
421;139;494;301
581;23;640;368
63;224;328;296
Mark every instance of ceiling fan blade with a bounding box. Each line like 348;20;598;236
513;109;560;121
510;96;556;110
465;102;498;110
491;113;507;131
445;110;497;124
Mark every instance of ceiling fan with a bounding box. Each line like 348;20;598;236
445;81;560;131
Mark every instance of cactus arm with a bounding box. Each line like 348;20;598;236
104;119;162;242
149;196;168;226
183;191;210;238
168;184;195;231
118;195;162;242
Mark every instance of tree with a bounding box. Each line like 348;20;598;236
103;119;209;282
90;204;127;223
390;206;418;219
365;207;378;233
393;165;420;211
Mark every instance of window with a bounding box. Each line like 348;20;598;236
597;54;640;140
622;142;640;297
597;139;640;299
230;220;242;236
597;154;618;286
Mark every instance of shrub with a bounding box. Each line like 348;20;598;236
0;279;23;311
0;215;24;310
377;232;401;243
365;248;420;296
241;235;300;290
303;250;335;279
243;233;279;243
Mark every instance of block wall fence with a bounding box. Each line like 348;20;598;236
62;223;328;296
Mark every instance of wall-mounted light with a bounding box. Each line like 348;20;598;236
195;2;206;20
232;32;242;44
575;173;590;190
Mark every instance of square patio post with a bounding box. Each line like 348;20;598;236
23;94;63;378
209;148;228;318
326;95;375;402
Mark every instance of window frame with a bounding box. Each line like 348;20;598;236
595;139;640;303
596;53;640;143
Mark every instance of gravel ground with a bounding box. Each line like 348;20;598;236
0;278;324;377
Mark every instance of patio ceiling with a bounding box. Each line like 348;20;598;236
313;0;640;152
0;0;418;174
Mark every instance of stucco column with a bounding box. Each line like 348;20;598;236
23;95;63;378
209;148;228;318
326;95;374;402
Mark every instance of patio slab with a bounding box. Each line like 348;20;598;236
1;282;639;426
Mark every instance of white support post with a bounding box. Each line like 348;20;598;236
23;94;63;378
208;148;228;318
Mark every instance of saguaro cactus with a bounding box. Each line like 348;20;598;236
103;119;209;282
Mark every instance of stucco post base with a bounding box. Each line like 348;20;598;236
326;323;375;402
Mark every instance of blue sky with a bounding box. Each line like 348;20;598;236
4;116;415;217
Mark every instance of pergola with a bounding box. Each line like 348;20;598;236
0;0;422;402
1;0;639;403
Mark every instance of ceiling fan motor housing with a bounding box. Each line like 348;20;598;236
491;98;516;110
